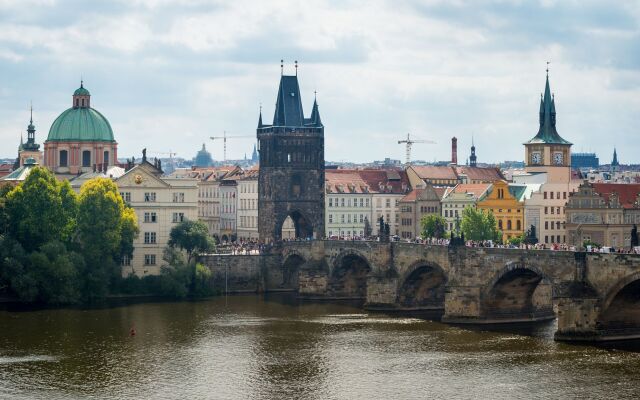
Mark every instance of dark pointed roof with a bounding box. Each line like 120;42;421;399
525;73;572;145
309;98;322;127
612;148;619;166
273;75;305;127
257;109;263;128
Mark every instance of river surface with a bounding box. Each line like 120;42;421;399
1;294;640;400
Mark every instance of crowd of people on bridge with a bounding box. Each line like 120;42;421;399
214;235;640;255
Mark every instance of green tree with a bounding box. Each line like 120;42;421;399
420;214;447;239
76;178;139;300
5;167;77;251
508;234;525;246
460;207;501;242
168;219;214;264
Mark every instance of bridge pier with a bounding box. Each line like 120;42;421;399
554;297;601;341
364;276;399;310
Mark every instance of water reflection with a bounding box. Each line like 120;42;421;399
2;294;640;399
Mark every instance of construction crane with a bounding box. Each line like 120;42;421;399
209;131;254;162
397;133;436;165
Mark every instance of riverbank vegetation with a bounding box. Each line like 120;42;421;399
0;168;216;305
0;167;138;304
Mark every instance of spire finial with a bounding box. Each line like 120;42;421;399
30;101;33;124
280;59;283;76
295;60;298;76
314;90;317;101
81;74;84;88
546;61;550;76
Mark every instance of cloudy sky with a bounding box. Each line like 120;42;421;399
1;0;639;164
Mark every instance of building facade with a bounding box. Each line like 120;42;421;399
441;183;492;232
477;180;526;242
325;170;374;238
116;161;198;276
398;185;443;239
257;72;325;242
44;82;118;176
565;182;640;248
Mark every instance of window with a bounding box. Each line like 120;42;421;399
507;220;512;230
347;214;351;223
557;235;561;243
544;192;547;200
551;207;555;214
545;235;549;244
120;192;131;202
544;206;548;215
144;192;156;202
173;192;185;203
386;199;391;208
550;192;554;199
341;198;345;207
103;151;110;166
556;221;561;230
498;220;503;229
82;150;91;167
121;255;131;266
563;192;567;200
545;221;549;229
517;220;521;230
360;198;364;207
366;199;370;207
360;214;364;223
329;198;333;207
144;254;156;266
144;232;157;244
341;214;345;223
144;212;157;223
172;212;185;223
59;150;68;167
329;214;333;223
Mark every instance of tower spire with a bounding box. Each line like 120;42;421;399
280;59;283;76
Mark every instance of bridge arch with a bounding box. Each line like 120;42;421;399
482;262;555;321
328;249;372;299
597;272;640;334
282;253;306;288
397;260;448;310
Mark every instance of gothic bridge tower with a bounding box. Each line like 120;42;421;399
257;66;325;242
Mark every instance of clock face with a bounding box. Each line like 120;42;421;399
553;152;564;165
531;152;542;165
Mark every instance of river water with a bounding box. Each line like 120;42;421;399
1;294;640;399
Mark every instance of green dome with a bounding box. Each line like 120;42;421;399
74;86;91;96
47;107;114;142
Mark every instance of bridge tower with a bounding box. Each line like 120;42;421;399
257;64;325;242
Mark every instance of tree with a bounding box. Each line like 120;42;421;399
168;219;214;264
76;178;139;300
420;214;447;239
460;207;501;242
5;167;77;251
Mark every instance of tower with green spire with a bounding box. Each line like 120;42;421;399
524;68;572;180
18;105;43;167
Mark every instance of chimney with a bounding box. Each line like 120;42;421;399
451;137;458;165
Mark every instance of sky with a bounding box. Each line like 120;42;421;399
0;0;639;164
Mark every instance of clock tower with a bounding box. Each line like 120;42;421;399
524;70;572;183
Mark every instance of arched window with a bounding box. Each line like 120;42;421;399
75;99;79;108
81;99;85;107
498;220;503;230
82;150;91;167
103;151;110;166
507;220;512;230
516;220;521;231
59;150;68;167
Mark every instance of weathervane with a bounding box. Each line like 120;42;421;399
546;61;550;75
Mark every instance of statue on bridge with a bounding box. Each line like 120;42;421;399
524;224;538;245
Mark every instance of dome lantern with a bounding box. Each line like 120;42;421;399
73;80;91;109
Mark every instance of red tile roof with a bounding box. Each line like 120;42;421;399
592;183;640;209
456;166;504;182
450;183;492;199
326;169;411;194
411;165;458;180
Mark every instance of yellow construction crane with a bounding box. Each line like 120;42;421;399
398;133;436;165
209;131;254;162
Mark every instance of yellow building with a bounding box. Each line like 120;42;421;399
477;180;527;242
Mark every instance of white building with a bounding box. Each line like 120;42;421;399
440;183;492;232
237;168;259;241
116;161;198;276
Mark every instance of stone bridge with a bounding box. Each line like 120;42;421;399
201;240;640;342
